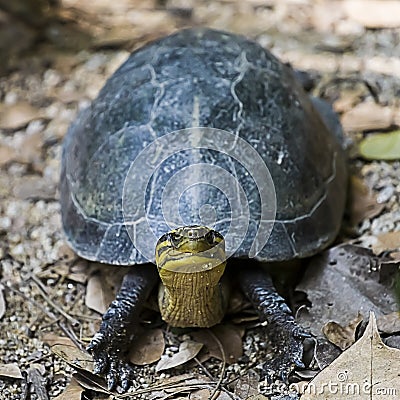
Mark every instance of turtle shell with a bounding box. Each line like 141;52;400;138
60;28;347;265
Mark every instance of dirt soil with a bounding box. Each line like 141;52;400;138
0;1;399;399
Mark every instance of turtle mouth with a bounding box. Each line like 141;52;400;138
155;225;225;273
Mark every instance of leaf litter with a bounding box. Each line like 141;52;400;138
322;313;363;350
156;340;204;372
349;176;384;226
297;244;398;339
359;130;400;161
299;312;400;400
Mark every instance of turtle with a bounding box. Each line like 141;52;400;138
60;28;347;392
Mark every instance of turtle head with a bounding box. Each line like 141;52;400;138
155;226;228;327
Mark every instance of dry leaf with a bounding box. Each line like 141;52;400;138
343;0;400;28
300;312;400;399
51;344;94;372
246;395;268;400
129;329;165;365
341;102;394;132
0;102;43;130
57;243;76;262
0;363;23;379
42;333;76;347
85;273;113;314
191;324;244;364
15;130;44;168
377;312;400;335
0;145;17;166
13;176;57;200
359;130;400;161
68;260;89;284
349;176;384;225
322;313;363;350
51;345;110;394
149;374;214;399
72;372;109;395
52;377;84;400
155;340;203;372
0;284;5;320
297;245;397;338
372;231;400;254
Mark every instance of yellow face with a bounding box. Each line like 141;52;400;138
155;226;226;273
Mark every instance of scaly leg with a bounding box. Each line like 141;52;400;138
237;266;309;381
87;264;158;392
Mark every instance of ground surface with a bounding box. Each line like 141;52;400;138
0;1;399;399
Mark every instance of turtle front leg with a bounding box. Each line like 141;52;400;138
237;266;309;382
87;264;158;392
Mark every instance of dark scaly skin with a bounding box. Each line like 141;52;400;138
87;264;158;391
236;266;310;381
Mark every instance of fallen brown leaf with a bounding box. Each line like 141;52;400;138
13;176;57;200
0;102;44;130
343;0;400;28
322;313;363;350
282;50;400;79
42;333;76;347
297;245;397;338
349;176;384;225
341;102;394;132
0;144;17;166
148;374;215;399
130;329;165;365
191;324;244;364
333;90;363;114
15;131;44;166
0;363;23;379
52;377;85;400
72;372;109;395
372;231;400;254
57;243;76;262
300;312;400;399
155;340;203;372
67;259;89;284
85;273;114;314
51;344;94;372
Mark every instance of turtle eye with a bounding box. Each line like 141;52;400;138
205;230;216;245
169;232;182;248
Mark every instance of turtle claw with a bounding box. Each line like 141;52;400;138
87;333;135;393
261;322;309;383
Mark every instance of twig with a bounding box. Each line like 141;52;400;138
28;366;49;400
208;330;227;400
193;357;214;380
58;321;86;352
116;381;215;398
28;274;80;326
3;283;58;321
